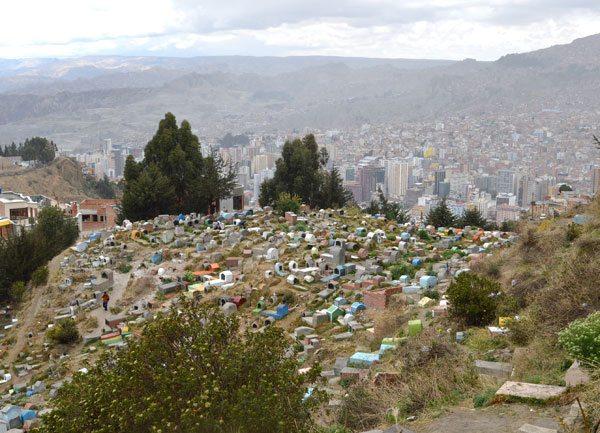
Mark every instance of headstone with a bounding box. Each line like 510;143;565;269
518;424;557;433
564;360;591;387
475;360;513;379
495;381;566;401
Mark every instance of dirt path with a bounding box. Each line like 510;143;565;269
5;252;65;366
413;404;562;433
87;270;131;334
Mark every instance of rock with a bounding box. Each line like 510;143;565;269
475;360;513;379
565;360;591;387
496;381;566;401
332;332;353;341
518;424;557;433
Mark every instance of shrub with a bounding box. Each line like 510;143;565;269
422;289;440;300
47;319;80;345
10;281;26;303
473;388;497;408
117;263;132;274
558;311;600;366
565;223;582;242
31;266;49;287
417;229;431;241
37;302;322;433
389;263;415;280
446;273;501;327
274;192;302;215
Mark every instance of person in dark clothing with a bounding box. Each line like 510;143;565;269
101;291;110;311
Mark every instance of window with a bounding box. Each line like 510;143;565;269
9;208;29;219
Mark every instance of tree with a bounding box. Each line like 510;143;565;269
459;208;488;229
35;302;321;433
364;188;408;223
121;113;237;220
274;192;302;215
426;200;456;228
0;206;78;301
93;175;116;199
259;134;350;209
319;166;353;209
20;137;56;163
558;184;573;193
446;273;501;326
121;164;176;222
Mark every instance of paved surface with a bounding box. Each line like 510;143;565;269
414;404;561;433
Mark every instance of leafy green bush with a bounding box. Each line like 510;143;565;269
389;263;415;280
47;319;80;345
10;281;26;303
117;263;132;274
31;266;49;287
446;273;501;326
274;192;302;215
558;312;600;365
36;302;322;433
417;229;431;241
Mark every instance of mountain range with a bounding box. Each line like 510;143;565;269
0;33;599;149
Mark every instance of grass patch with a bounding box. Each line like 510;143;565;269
511;337;570;386
473;387;497;408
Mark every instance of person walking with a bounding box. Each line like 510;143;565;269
101;291;110;312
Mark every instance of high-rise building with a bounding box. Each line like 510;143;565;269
433;170;446;196
592;167;600;195
517;175;534;207
497;170;515;195
385;160;410;199
438;182;450;198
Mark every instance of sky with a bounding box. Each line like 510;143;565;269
1;0;600;60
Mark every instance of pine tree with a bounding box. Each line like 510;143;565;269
121;113;237;220
459;208;488;229
259;135;350;209
426;199;456;228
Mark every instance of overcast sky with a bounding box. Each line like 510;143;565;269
2;0;599;60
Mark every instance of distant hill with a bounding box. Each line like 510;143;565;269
0;157;100;202
0;34;598;146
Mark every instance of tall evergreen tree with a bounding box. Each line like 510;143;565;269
364;187;409;224
259;135;351;209
426;199;456;228
459;207;488;229
319;166;353;209
121;113;236;220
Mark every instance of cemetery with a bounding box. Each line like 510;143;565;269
0;204;595;432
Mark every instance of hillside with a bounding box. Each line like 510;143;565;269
0;157;99;201
0;34;598;146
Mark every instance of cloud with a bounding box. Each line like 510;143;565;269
0;0;599;59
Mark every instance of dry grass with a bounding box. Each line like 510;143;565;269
336;330;479;431
474;199;600;337
511;337;570;386
121;276;154;304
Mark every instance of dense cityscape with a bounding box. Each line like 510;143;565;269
67;108;600;224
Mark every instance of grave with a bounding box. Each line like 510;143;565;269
495;381;566;401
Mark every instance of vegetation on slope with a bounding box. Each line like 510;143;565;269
473;197;600;426
0;206;78;302
2;136;57;163
35;302;321;433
